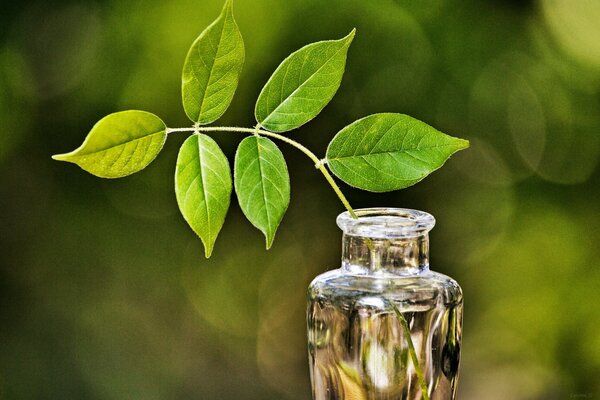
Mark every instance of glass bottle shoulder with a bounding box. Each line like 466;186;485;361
308;267;463;307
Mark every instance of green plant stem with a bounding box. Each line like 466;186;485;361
167;126;358;219
317;165;358;219
391;302;430;400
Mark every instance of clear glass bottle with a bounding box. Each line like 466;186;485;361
307;208;462;400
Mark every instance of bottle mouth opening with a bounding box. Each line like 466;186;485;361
336;208;435;239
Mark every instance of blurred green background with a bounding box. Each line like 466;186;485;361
1;0;599;398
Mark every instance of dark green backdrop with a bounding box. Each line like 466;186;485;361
1;0;599;398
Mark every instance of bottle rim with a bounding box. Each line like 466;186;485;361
336;207;435;238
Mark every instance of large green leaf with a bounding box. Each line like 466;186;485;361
326;113;469;192
182;0;244;124
175;134;232;257
255;29;355;133
234;136;290;248
52;110;166;178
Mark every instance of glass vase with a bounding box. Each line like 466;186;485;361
307;208;462;400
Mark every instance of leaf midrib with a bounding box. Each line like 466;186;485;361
68;129;165;158
197;13;229;121
197;136;212;240
255;139;272;237
328;142;464;161
261;41;347;124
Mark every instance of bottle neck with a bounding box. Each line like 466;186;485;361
341;233;430;276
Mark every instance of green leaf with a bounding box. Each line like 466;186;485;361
255;29;355;133
234;136;290;249
175;134;232;257
182;0;245;124
326;113;469;192
52;110;166;178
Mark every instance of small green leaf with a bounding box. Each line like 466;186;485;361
175;134;232;257
52;110;166;178
182;0;245;124
255;29;355;133
326;113;469;192
234;136;290;248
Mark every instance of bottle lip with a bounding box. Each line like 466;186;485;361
336;207;435;238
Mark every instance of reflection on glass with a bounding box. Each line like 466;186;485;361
308;209;463;399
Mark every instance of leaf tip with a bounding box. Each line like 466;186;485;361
265;236;274;250
203;244;214;258
344;28;357;43
51;153;70;162
457;138;470;150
